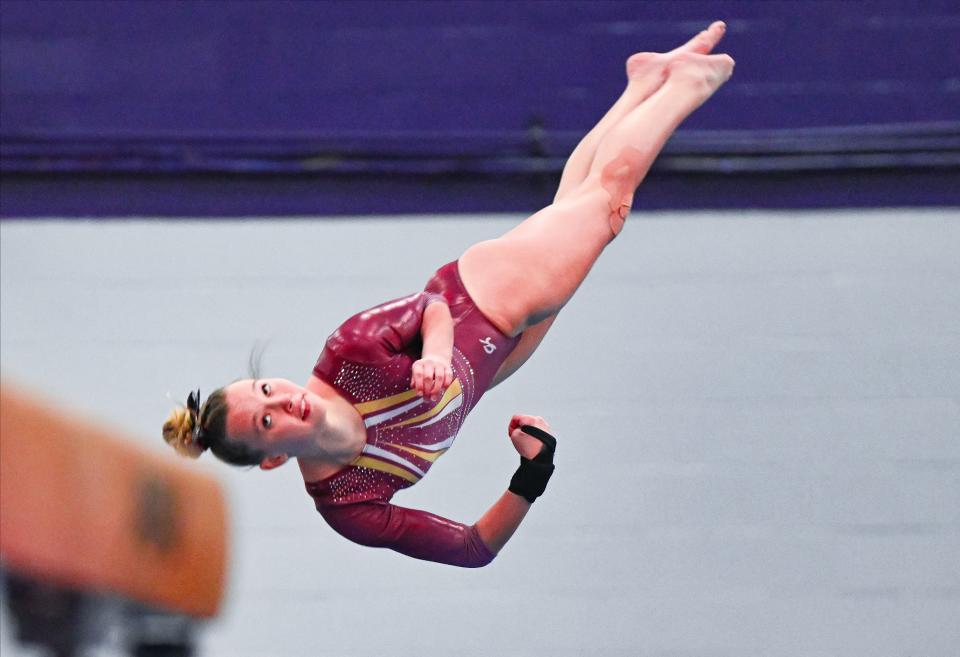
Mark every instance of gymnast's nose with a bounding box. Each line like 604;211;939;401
267;395;295;414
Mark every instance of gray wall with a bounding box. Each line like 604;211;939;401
1;209;958;656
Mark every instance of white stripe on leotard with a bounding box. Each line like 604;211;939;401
409;434;458;452
361;444;427;478
409;394;463;429
363;397;423;428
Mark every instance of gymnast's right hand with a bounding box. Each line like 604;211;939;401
508;414;552;459
507;414;556;504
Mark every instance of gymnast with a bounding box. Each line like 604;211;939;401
163;22;734;567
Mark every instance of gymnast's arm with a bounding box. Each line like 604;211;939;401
421;297;453;361
320;501;500;568
321;493;532;568
411;299;454;401
474;490;533;554
320;418;556;568
477;414;555;552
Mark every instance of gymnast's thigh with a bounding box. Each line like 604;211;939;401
457;186;611;337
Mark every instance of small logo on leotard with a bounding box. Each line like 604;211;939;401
479;337;497;354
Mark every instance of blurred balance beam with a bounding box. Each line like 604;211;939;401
0;383;228;655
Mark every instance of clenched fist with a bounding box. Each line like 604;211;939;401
410;356;453;402
508;414;551;459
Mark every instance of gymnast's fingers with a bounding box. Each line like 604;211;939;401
429;362;447;400
508;413;537;436
423;364;439;399
527;415;551;433
515;414;550;434
509;429;543;459
411;362;424;394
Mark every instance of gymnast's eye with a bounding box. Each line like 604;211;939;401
262;414;272;429
261;382;272;396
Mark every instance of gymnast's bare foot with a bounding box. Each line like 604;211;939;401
625;21;727;83
666;51;735;102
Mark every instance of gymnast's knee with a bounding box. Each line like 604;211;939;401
608;197;633;237
599;147;643;238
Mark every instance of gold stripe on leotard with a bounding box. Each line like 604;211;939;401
353;388;421;416
384;379;462;430
387;444;449;463
352;456;421;483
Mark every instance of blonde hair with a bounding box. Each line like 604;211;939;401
162;405;205;459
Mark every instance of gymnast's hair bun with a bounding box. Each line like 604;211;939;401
162;406;206;459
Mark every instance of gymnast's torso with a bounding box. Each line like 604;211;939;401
303;261;520;566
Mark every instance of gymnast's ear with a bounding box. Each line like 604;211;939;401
259;454;289;471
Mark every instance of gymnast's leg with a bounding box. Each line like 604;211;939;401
459;50;735;343
553;21;727;203
485;23;729;387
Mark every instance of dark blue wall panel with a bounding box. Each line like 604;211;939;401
1;0;958;216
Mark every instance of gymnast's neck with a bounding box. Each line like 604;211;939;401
297;375;366;482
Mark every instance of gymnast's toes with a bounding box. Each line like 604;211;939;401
667;52;735;95
673;21;727;56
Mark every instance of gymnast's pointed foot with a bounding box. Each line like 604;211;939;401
666;51;735;101
625;21;727;84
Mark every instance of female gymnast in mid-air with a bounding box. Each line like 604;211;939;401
164;22;734;567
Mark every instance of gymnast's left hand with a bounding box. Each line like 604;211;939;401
411;357;453;402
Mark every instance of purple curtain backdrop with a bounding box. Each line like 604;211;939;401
1;0;958;216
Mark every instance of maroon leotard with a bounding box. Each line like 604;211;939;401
306;261;521;567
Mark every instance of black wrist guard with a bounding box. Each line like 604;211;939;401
508;425;557;504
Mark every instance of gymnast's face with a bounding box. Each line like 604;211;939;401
223;378;326;464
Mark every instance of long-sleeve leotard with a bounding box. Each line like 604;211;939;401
306;261;520;567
